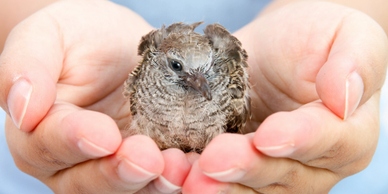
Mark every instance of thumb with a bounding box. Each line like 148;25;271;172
0;11;62;131
316;12;388;119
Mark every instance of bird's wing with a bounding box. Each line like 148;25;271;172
204;24;251;133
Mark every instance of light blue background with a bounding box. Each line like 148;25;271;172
1;0;387;193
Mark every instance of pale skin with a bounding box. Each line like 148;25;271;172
0;0;387;193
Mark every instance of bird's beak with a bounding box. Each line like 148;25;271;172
186;73;212;101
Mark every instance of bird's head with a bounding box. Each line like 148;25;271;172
139;22;214;101
163;48;213;101
137;22;247;101
160;32;214;100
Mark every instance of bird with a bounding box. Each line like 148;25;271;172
123;22;250;153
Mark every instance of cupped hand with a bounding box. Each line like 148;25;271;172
183;1;388;193
0;1;191;193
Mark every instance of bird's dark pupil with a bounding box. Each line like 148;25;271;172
171;60;182;71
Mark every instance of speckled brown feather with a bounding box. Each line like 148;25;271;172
123;22;250;153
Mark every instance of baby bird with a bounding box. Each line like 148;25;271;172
123;22;250;153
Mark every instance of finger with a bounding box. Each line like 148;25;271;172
316;11;388;119
183;158;259;194
47;135;164;193
182;160;230;194
144;148;191;194
198;134;338;193
254;93;380;175
185;151;200;164
183;160;258;194
199;134;289;188
0;10;63;131
6;102;122;179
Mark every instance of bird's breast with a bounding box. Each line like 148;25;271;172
136;79;228;130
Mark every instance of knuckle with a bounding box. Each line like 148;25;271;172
33;138;70;171
14;136;70;179
304;139;375;177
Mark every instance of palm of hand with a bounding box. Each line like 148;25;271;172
1;1;168;193
52;14;143;131
187;2;387;193
58;38;134;130
246;3;355;123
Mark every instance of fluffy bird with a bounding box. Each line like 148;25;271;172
123;22;250;153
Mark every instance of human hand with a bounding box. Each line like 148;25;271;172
183;1;388;193
0;1;191;193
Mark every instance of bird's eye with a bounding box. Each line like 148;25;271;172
170;60;183;71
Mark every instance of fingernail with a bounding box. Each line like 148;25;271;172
344;72;364;120
203;168;246;182
256;142;296;157
78;138;113;158
117;158;157;183
7;78;32;130
153;176;181;194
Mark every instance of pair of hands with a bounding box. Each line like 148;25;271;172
0;0;386;193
